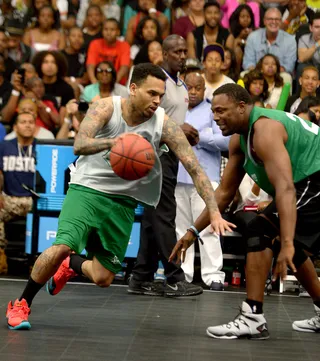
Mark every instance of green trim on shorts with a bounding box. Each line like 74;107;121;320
69;184;138;209
53;184;136;273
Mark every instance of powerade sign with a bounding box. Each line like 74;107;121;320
35;144;76;195
25;214;140;258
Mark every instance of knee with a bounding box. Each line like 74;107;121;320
246;216;277;253
292;243;308;269
93;272;114;288
51;245;72;263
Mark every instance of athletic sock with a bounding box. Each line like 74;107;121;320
245;298;263;314
19;277;44;306
69;254;86;275
313;300;320;309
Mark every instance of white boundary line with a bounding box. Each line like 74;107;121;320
0;278;300;298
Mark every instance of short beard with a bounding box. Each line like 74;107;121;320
205;22;217;30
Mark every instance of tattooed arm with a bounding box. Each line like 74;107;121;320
161;115;235;235
73;98;116;155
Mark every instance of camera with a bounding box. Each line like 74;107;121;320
78;101;89;113
17;68;26;85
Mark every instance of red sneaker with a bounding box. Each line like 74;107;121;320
7;299;31;330
46;256;77;295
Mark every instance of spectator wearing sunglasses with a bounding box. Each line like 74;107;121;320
82;61;128;103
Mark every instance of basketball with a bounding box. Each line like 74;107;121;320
110;133;155;180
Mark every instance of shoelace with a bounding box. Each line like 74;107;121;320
10;304;29;317
56;263;74;281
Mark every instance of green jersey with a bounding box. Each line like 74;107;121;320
239;107;320;196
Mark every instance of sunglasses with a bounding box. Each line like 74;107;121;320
97;68;112;74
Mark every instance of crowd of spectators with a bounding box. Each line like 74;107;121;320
1;0;320;282
1;0;320;141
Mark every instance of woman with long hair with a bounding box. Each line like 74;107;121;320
23;5;65;52
22;0;60;29
220;0;260;29
221;47;239;82
131;16;162;62
229;4;255;71
256;54;284;109
133;40;163;65
126;40;163;87
125;0;169;45
32;50;75;119
243;69;269;103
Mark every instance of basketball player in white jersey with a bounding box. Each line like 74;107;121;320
6;63;235;330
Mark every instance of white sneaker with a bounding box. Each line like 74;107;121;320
298;285;310;298
206;301;270;340
292;304;320;333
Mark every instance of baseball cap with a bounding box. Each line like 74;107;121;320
5;18;24;36
203;43;225;62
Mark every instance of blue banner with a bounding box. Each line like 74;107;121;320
35;144;77;196
25;214;140;258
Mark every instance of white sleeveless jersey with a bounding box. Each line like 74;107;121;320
70;96;164;207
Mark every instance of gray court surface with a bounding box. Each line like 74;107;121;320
0;280;319;361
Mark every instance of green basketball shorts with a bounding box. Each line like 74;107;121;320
53;184;136;273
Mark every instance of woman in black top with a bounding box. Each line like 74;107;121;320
229;4;255;72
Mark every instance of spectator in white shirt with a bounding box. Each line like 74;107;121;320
202;44;234;102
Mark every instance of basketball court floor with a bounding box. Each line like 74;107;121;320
0;279;319;361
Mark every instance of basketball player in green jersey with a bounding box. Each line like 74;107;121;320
170;83;320;339
6;63;235;331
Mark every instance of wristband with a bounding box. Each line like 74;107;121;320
45;106;52;113
11;89;20;97
64;117;71;125
70;76;76;83
187;225;204;245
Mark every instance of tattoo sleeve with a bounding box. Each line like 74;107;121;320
161;116;219;215
73;99;115;155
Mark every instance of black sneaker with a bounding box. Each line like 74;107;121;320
127;277;164;296
210;281;224;291
164;280;203;297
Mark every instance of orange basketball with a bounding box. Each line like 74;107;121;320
110;133;155;180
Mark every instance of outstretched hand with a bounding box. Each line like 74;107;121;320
209;212;236;236
272;244;296;281
169;231;196;264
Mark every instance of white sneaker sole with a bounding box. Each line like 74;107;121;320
206;328;270;340
292;323;319;333
206;329;238;339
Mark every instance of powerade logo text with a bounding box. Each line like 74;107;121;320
51;149;58;193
